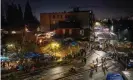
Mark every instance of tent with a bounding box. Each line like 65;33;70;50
24;52;41;58
0;56;10;62
106;73;124;80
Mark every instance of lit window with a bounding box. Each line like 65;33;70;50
57;15;59;18
53;21;56;24
60;15;62;18
53;15;55;19
63;29;65;34
69;29;72;35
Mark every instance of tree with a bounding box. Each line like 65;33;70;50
24;1;34;24
1;6;6;26
5;3;24;26
23;42;37;53
6;4;14;25
18;4;23;25
6;3;18;26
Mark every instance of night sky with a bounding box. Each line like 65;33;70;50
2;0;133;20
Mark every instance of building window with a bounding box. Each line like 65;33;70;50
57;15;59;18
53;15;55;19
69;29;72;35
65;15;68;18
63;29;65;34
60;15;62;18
53;21;56;24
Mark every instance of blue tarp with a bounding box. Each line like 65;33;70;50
0;56;10;62
106;73;124;80
24;52;41;58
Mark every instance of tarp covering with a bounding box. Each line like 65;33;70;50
0;56;10;62
24;52;41;58
106;73;124;80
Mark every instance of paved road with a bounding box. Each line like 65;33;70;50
3;48;125;80
26;50;124;80
16;65;74;80
59;50;124;80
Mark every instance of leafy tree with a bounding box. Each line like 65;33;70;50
24;1;34;24
6;4;14;25
23;42;37;53
18;4;23;23
5;3;23;26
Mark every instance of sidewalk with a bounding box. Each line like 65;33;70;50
59;59;117;80
1;61;64;79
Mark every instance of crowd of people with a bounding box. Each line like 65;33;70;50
1;55;56;75
88;57;109;78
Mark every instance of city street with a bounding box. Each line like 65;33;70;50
2;0;133;80
58;50;125;80
19;48;124;80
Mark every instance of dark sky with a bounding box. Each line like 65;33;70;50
2;0;133;20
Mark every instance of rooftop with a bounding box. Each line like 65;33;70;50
56;21;81;29
40;10;91;14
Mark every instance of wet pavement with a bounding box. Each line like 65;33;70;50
22;50;124;80
59;58;124;80
3;48;125;80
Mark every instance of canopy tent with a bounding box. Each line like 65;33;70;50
106;73;124;80
0;56;10;62
24;52;41;58
70;41;78;46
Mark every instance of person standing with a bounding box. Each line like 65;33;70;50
96;58;98;64
102;66;106;75
101;57;104;63
94;64;98;72
104;65;108;71
89;68;94;78
84;58;86;64
104;58;107;65
93;60;95;64
101;57;104;67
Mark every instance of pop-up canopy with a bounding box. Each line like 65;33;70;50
0;56;10;62
24;52;41;58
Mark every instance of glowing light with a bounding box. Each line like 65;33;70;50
95;22;101;26
39;39;42;43
57;58;63;62
51;42;60;49
25;27;30;32
8;44;13;47
11;31;16;34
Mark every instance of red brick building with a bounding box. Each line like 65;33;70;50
40;9;95;32
54;21;81;38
